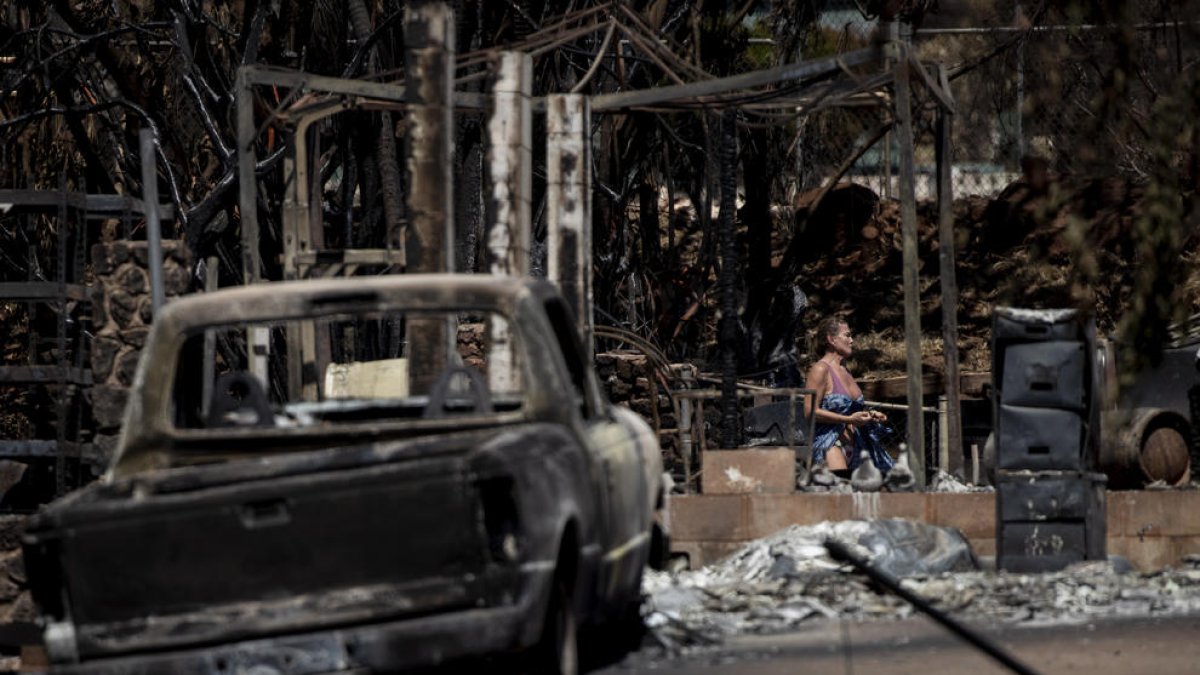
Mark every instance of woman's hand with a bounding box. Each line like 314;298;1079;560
868;409;887;422
847;411;874;426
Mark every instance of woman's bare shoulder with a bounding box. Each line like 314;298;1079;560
804;361;831;386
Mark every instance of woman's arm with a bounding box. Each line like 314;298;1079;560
804;362;874;427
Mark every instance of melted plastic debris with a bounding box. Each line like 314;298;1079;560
643;520;1200;652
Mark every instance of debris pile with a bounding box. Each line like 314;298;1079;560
930;469;994;493
643;520;1200;650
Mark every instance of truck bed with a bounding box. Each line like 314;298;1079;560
25;434;496;659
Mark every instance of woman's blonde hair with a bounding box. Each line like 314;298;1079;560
812;316;847;356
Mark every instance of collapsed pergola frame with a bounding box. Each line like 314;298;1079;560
232;4;962;483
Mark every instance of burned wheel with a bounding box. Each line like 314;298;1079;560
531;579;577;675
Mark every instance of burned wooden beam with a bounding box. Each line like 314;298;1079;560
486;51;532;392
485;51;533;277
405;2;456;274
546;94;593;350
405;1;456;391
235;67;260;286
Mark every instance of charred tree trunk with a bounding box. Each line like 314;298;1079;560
719;108;739;449
348;0;404;250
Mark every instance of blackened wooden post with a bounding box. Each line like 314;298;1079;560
546;94;593;350
486;51;532;391
892;23;926;486
236;67;260;285
718;109;738;450
487;52;532;274
936;64;964;478
405;1;455;390
235;68;269;385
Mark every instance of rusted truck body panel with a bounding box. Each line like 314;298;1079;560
23;274;666;673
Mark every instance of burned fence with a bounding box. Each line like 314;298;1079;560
0;187;178;504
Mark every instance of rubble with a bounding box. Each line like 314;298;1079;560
930;469;994;493
644;519;1200;652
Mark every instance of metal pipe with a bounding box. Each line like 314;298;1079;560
865;400;938;414
825;540;1041;675
891;22;927;487
201;256;218;419
591;47;881;112
936;64;964;478
139;129;165;316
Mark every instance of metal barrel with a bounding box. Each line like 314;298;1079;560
1100;408;1191;487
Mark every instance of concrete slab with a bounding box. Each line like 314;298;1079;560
1109;536;1177;570
862;491;928;521
1111;534;1200;570
1112;491;1200;536
669;495;751;542
701;448;796;494
1107;490;1131;539
1171;535;1200;564
669;489;1200;571
972;537;996;558
929;493;994;539
744;493;851;533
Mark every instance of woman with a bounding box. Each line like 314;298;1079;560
804;316;895;476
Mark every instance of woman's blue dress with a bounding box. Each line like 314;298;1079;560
812;393;896;472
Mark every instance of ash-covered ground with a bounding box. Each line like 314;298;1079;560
641;520;1200;652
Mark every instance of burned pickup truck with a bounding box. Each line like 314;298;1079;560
23;274;667;674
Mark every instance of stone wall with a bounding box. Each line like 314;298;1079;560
88;241;192;460
596;352;674;431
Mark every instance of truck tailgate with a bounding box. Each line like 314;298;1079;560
29;451;485;658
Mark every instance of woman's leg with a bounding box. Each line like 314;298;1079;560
826;441;849;470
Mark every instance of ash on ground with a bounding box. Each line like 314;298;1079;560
643;520;1200;651
929;470;994;493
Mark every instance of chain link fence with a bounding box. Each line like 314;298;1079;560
777;2;1200;204
912;1;1200;199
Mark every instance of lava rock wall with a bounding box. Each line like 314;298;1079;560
88;241;192;459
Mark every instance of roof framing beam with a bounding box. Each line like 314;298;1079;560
906;48;956;113
590;46;883;112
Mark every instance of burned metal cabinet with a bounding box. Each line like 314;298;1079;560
996;470;1107;570
992;307;1107;572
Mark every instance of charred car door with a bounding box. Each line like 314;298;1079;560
540;299;654;606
